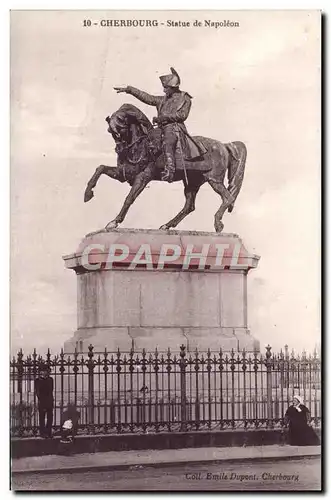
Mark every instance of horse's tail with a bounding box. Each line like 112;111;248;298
226;141;247;213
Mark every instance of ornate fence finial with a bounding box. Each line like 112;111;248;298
284;344;289;359
265;345;272;359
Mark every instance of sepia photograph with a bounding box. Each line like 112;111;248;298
10;9;321;491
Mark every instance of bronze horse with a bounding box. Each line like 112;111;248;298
84;104;247;233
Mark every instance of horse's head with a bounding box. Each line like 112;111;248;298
106;104;153;151
106;112;129;144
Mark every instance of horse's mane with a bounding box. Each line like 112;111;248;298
115;104;153;135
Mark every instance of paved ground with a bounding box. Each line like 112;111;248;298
12;457;321;491
12;444;321;474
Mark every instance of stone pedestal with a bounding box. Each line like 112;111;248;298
63;229;260;353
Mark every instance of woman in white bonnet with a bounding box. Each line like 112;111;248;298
284;394;320;446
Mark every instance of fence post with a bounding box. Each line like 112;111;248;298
180;344;187;432
265;345;273;429
17;349;24;436
32;349;38;435
87;344;95;433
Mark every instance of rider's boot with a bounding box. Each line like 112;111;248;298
162;153;175;183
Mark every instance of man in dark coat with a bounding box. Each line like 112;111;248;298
35;366;54;438
114;67;206;182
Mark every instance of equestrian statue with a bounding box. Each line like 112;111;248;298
84;67;247;233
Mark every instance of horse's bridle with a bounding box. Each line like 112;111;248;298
107;114;155;178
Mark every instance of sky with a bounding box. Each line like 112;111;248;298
10;10;321;355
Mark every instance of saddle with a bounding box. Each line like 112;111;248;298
147;128;211;173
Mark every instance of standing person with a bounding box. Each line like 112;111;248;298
114;67;206;183
35;365;54;438
284;395;320;446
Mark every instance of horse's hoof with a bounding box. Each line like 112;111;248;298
84;189;94;202
214;222;224;233
105;220;119;231
159;224;169;231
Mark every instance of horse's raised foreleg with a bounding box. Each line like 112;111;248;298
105;168;152;231
208;179;235;233
84;165;120;202
159;181;202;230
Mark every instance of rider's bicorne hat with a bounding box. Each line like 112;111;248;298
160;67;180;88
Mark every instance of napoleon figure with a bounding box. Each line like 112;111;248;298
114;68;206;182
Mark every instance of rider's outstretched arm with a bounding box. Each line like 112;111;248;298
126;86;162;107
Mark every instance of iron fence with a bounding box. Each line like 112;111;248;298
10;344;321;437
